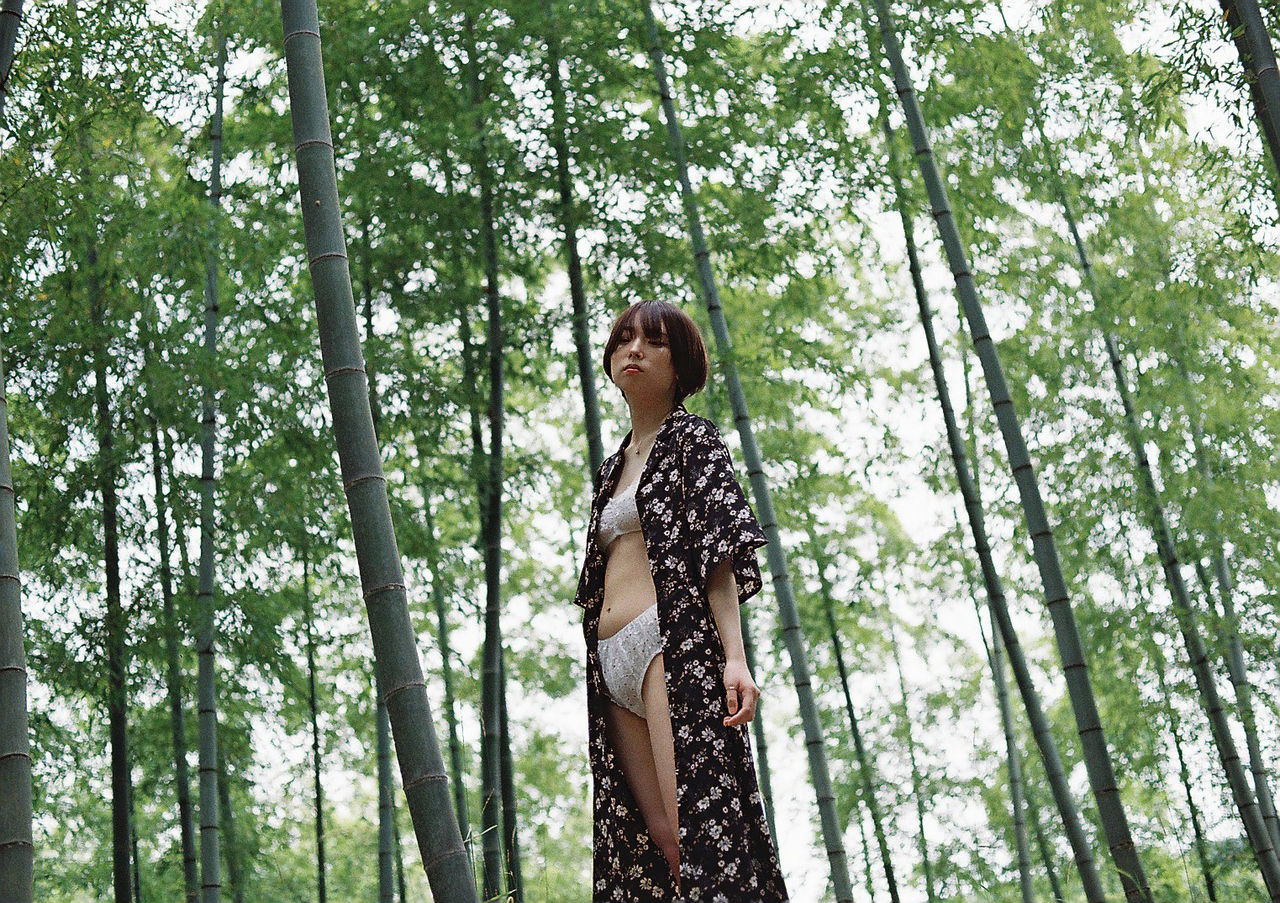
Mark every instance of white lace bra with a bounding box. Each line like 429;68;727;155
597;479;642;551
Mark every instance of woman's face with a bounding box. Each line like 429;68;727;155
610;320;677;405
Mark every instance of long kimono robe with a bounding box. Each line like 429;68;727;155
573;402;790;903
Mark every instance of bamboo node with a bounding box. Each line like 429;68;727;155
404;770;449;791
363;581;407;600
343;473;386;492
384;679;427;702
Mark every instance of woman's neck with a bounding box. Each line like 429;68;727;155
626;398;675;447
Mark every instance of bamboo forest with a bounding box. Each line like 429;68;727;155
3;0;1280;899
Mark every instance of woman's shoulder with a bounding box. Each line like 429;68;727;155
668;409;723;448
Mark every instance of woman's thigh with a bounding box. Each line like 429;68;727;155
640;654;678;837
604;696;675;848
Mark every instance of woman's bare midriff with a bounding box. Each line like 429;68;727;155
598;531;659;640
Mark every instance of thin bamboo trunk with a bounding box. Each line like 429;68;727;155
641;7;854;897
162;428;195;601
1177;354;1280;853
146;389;198;901
461;15;511;899
0;352;33;903
1001;2;1280;879
87;202;131;903
540;0;604;481
877;97;1108;900
499;650;523;903
855;803;878;903
376;670;395;903
359;221;395;903
705;398;779;842
1102;327;1280;896
812;541;900;903
1153;641;1218;902
277;2;475;897
886;621;937;902
740;606;778;842
1025;779;1066;903
969;565;1035;903
196;20;228;903
216;749;244;903
130;779;142;903
393;799;407;903
0;3;31;898
865;1;1152;896
303;551;328;903
422;494;470;847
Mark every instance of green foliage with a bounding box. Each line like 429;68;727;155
5;0;1280;898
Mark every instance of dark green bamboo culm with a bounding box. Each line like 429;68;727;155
302;549;328;903
0;4;34;900
540;0;604;481
706;394;780;842
145;378;199;903
461;13;519;899
1219;0;1280;209
1151;637;1218;902
1025;788;1065;903
0;343;31;903
216;748;245;903
1106;361;1280;896
86;163;131;903
877;101;1108;899
195;17;228;903
376;666;396;903
277;1;477;899
886;620;936;902
0;0;22;119
640;6;854;898
421;491;470;845
1222;0;1280;201
812;542;900;903
864;1;1153;897
1175;348;1280;855
855;802;878;903
1002;31;1280;885
358;221;396;903
498;652;522;902
740;607;778;842
967;557;1035;903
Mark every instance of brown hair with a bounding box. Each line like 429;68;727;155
602;300;708;404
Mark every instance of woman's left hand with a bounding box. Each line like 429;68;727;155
722;658;760;727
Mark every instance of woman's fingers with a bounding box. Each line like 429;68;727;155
723;682;759;726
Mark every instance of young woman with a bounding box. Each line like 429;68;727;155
572;300;789;902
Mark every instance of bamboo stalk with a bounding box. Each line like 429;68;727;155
641;5;854;897
196;17;228;902
864;0;1153;896
277;1;477;898
540;0;605;481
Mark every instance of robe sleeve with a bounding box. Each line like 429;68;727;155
679;417;769;604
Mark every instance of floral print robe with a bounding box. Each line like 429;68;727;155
572;403;790;902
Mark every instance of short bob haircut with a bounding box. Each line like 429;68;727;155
602;300;708;404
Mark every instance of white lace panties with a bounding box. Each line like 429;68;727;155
598;602;662;718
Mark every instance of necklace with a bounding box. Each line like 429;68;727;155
627;425;661;457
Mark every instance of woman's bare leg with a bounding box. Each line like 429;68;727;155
641;653;680;890
604;697;678;868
